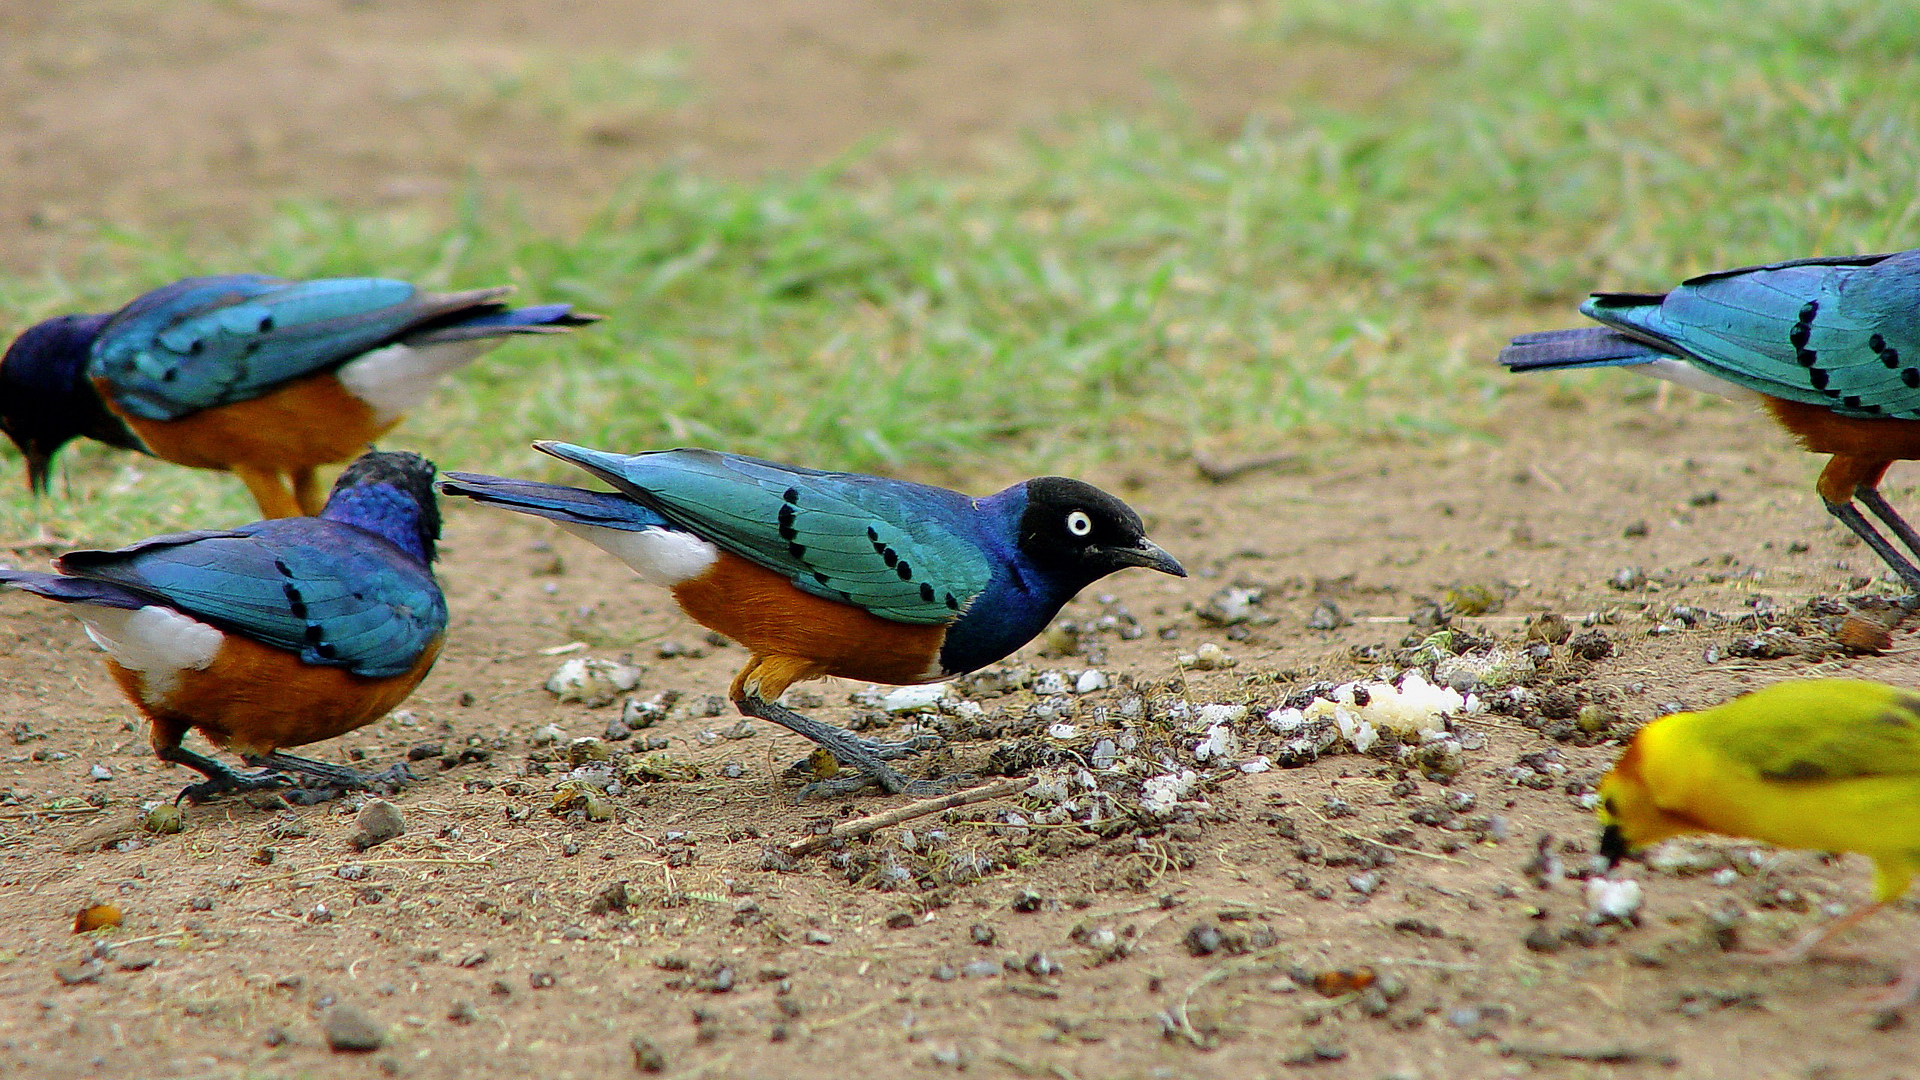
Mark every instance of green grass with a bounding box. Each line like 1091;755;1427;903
3;0;1918;542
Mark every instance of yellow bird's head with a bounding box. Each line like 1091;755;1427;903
1595;732;1700;866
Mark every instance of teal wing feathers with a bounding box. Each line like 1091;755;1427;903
1582;251;1920;419
538;444;994;624
89;275;456;421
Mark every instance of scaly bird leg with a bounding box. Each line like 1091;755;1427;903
1748;901;1885;965
1824;501;1920;594
157;743;292;805
735;694;953;798
232;465;303;520
1856;486;1920;560
243;751;413;804
291;467;325;518
1855;959;1920;1012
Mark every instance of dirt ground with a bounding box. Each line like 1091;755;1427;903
4;4;1920;1080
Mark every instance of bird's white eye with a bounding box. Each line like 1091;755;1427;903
1066;510;1093;537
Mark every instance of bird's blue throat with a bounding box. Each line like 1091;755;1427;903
933;487;1083;675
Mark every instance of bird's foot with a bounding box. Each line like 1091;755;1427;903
244;753;414;797
738;694;938;796
1852;962;1920;1012
795;771;977;801
176;768;293;805
787;732;942;776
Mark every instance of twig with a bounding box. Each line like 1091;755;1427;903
808;1000;884;1032
1170;945;1291;1046
1193;452;1303;484
1500;1043;1678;1067
1302;807;1463;863
239;855;492;885
0;805;106;820
783;777;1027;857
0;534;69;551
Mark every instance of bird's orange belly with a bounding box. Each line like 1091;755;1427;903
1762;397;1920;461
100;373;397;472
671;552;947;686
115;632;443;757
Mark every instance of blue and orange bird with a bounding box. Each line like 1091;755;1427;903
1500;249;1920;590
0;275;598;518
440;443;1187;796
0;450;447;804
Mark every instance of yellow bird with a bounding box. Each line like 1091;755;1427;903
1597;678;1920;1006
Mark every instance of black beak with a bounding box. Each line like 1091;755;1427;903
1115;537;1186;577
1598;824;1629;868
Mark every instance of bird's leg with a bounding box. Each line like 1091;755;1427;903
1856;486;1920;560
1855;959;1920;1012
291;467;325;518
157;743;292;804
1748;901;1885;965
1824;501;1920;594
232;465;302;519
735;694;954;798
242;751;413;804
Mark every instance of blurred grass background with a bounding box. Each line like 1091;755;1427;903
2;0;1917;542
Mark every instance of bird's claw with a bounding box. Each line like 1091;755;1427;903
175;768;294;805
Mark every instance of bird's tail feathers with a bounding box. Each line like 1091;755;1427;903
1498;327;1668;372
0;568;148;610
439;473;667;531
404;303;602;345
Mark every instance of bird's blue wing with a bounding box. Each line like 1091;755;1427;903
89;275;435;421
1582;251;1920;419
54;520;447;677
539;444;994;624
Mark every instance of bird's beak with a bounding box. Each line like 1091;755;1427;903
1115;537;1186;577
1598;823;1629;869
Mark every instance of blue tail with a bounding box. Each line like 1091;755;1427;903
1497;327;1670;372
403;303;602;346
0;568;148;610
438;473;669;532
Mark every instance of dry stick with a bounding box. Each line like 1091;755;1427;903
1193;452;1303;484
1500;1043;1678;1067
783;776;1027;858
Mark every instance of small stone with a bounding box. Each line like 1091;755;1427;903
323;1006;385;1053
350;800;405;851
143;803;184;835
1184;923;1224;957
89;764;112;781
73;903;123;933
545;657;644;707
631;1035;667;1072
970;923;998;946
448;1001;478;1024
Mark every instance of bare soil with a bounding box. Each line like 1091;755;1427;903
3;4;1919;1080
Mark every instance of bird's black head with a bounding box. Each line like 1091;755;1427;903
324;450;443;564
1015;477;1186;586
0;313;143;494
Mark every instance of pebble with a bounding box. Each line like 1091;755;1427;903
350;800;405;851
1074;669;1110;694
1586;877;1644;923
631;1036;667;1073
545;657;643;707
143;803;184;835
88;764;112;781
323;1006;385;1053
